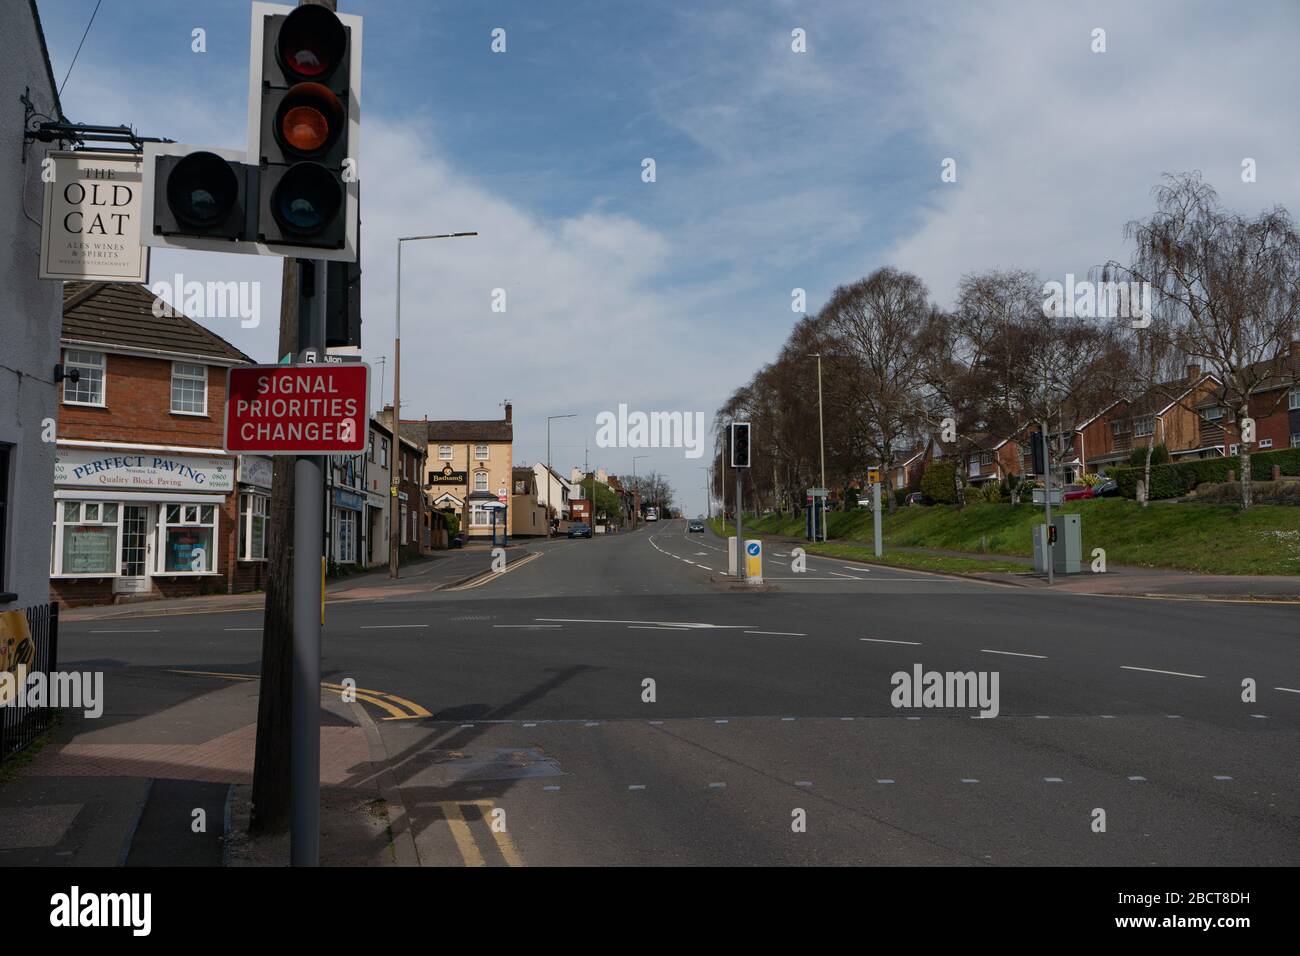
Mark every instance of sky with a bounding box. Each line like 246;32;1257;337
36;0;1300;515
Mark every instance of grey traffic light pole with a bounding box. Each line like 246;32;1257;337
292;258;327;866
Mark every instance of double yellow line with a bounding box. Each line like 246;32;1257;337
168;670;431;720
438;799;524;866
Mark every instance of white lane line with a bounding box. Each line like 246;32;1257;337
361;624;429;630
89;629;161;633
494;624;560;629
698;565;713;571
860;637;922;645
628;625;693;630
1274;686;1300;694
1128;776;1146;782
543;785;561;792
715;719;728;724
781;716;796;721
224;627;262;632
1213;775;1233;781
537;618;752;629
523;723;537;727
828;571;862;579
981;648;1048;659
795;781;813;787
1120;665;1205;679
876;778;895;784
960;778;979;784
1043;777;1064;783
745;630;806;636
628;784;646;791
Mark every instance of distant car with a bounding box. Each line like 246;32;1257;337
568;523;592;538
688;519;705;532
1061;484;1093;501
1093;479;1121;498
905;492;924;507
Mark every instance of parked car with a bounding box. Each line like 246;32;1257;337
568;523;593;538
905;492;924;507
688;519;705;533
1092;479;1121;497
1061;484;1093;501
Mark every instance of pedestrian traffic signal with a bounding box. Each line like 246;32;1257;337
256;3;357;251
730;422;751;469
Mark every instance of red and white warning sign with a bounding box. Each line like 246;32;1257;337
224;364;369;455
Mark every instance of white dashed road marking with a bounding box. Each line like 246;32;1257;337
1121;665;1205;679
981;648;1048;659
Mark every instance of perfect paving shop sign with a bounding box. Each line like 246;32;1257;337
39;151;149;282
224;364;369;455
55;448;234;492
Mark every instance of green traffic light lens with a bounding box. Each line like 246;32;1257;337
167;151;237;227
272;163;342;236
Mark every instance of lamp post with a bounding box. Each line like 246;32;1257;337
632;454;649;529
700;465;711;521
811;352;826;541
547;413;576;537
391;231;477;578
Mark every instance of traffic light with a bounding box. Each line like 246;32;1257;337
730;422;751;469
256;3;356;251
324;259;361;348
1030;430;1046;474
151;149;255;242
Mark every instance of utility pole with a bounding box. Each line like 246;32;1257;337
1042;418;1054;585
813;352;827;541
633;455;648;529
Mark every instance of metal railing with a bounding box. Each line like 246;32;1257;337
0;602;60;764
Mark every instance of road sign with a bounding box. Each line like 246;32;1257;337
224;363;368;454
867;467;881;485
1032;487;1063;505
744;539;763;583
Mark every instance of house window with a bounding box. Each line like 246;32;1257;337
1134;416;1155;438
335;509;356;563
159;503;217;573
1229;443;1240;455
1259;439;1273;449
470;503;494;527
475;444;489;460
514;480;527;494
400;505;408;545
1289;387;1300;411
380;437;389;468
1111;420;1130;437
438;445;453;460
63;349;105;406
239;492;269;561
170;362;208;415
1291;434;1300;448
52;500;121;575
1201;405;1225;421
368;432;375;462
474;471;489;492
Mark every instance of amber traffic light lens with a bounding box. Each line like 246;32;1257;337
274;83;343;156
282;106;329;152
278;5;347;80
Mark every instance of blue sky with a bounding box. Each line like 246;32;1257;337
36;0;1300;514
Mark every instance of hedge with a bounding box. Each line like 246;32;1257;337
1112;447;1300;500
920;460;957;504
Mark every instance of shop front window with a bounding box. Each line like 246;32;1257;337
337;509;356;563
161;503;217;572
240;492;269;561
53;500;120;575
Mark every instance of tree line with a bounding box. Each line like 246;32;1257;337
712;172;1300;513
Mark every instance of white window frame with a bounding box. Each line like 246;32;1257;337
62;349;106;407
380;437;390;469
155;502;220;574
1201;405;1225;421
1259;438;1273;449
475;444;489;461
470;503;494;527
1292;433;1300;449
335;508;357;563
239;491;270;561
474;471;489;492
438;444;453;461
50;499;122;577
1134;416;1155;438
1289;387;1300;411
1229;443;1240;455
368;432;376;462
170;362;208;416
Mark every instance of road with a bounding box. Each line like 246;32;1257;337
55;518;1300;866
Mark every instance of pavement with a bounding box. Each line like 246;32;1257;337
3;518;1297;866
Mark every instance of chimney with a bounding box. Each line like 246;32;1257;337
1185;363;1201;380
504;402;512;423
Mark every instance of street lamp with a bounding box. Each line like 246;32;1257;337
632;454;649;529
811;352;827;541
547;413;577;538
391;231;477;578
699;465;710;521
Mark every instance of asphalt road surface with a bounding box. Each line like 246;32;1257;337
58;519;1300;866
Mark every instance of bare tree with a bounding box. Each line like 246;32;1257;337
1118;172;1300;508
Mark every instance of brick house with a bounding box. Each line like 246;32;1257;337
1191;342;1300;456
52;282;258;606
375;409;428;555
417;405;514;543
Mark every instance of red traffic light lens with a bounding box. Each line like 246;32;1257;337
166;151;237;227
277;5;347;80
275;83;344;156
272;162;342;236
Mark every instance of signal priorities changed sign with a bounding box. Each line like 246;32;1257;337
225;363;368;455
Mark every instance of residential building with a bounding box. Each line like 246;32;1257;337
326;451;366;567
1088;368;1222;472
1194;341;1300;455
363;417;392;566
962;433;1021;485
532;462;573;524
0;0;64;609
510;467;547;537
51;282;254;606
